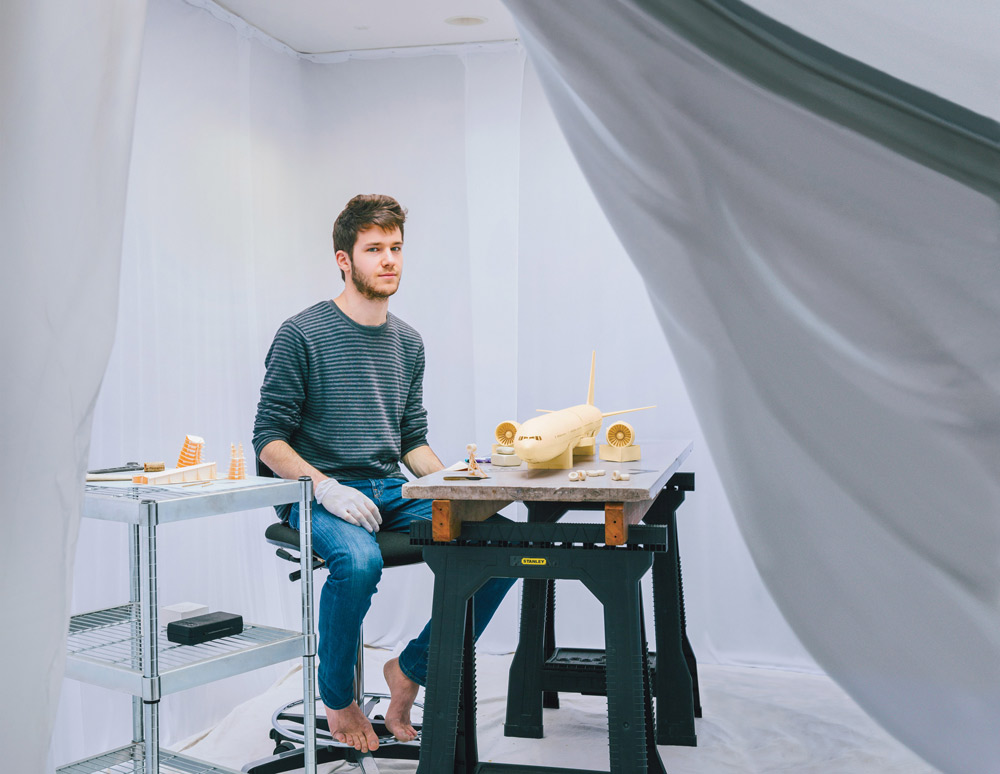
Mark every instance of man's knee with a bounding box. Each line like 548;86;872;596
347;540;384;588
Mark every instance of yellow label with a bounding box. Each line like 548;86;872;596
521;557;547;566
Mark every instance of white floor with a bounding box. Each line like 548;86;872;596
175;648;940;774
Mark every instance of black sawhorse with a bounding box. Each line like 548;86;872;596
411;519;669;774
505;472;700;746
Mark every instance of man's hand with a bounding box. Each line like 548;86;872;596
315;479;382;533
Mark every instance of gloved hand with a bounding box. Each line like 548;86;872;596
314;478;382;533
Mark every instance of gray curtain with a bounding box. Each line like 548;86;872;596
0;2;147;769
503;1;1000;772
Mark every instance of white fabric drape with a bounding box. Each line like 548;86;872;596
504;1;1000;772
0;2;147;771
56;0;815;762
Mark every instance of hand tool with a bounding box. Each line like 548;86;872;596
87;461;166;474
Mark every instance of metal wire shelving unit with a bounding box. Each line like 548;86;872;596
58;477;317;774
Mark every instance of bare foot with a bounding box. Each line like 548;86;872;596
383;657;419;741
325;701;380;752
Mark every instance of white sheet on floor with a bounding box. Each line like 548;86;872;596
176;649;939;773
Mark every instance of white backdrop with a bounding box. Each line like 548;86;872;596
52;0;814;765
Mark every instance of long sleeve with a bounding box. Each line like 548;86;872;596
252;321;309;460
399;342;429;456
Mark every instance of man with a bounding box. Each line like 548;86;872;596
252;194;514;753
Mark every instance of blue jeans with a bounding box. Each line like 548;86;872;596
289;477;516;710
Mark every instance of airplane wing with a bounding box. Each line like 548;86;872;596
601;405;656;418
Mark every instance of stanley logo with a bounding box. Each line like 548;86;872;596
521;557;547;566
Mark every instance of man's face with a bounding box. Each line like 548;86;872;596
344;225;403;300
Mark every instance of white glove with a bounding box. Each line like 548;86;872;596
314;478;382;533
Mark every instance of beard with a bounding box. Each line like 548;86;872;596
350;261;400;300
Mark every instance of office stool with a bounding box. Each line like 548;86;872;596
244;464;424;774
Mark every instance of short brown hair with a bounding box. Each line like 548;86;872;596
333;194;407;280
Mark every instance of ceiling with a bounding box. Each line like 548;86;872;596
211;0;520;55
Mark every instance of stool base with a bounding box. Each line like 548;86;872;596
242;693;422;774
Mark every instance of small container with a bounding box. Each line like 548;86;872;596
166;611;243;645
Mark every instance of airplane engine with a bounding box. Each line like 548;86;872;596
492;420;522;466
606;422;634;447
495;421;519;446
600;421;641;462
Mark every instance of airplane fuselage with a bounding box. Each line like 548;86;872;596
513;404;603;464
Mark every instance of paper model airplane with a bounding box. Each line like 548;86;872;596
511;352;653;469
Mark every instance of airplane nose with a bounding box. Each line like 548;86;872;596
514;437;540;461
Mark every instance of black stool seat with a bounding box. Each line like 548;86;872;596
265;520;425;567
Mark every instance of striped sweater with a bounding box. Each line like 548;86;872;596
252;300;429;482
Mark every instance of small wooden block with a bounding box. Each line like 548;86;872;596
432;499;513;542
604;500;654;545
133;461;217;485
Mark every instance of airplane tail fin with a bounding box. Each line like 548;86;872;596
587;351;596;406
602;405;656;418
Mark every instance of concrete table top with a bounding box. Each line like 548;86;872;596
402;439;693;503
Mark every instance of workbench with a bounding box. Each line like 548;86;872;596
402;440;700;771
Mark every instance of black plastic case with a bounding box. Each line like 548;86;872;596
166;611;243;645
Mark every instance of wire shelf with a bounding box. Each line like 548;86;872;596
66;605;302;694
57;744;239;774
84;484;200;501
69;604;139;636
69;606;293;667
82;477;306;524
